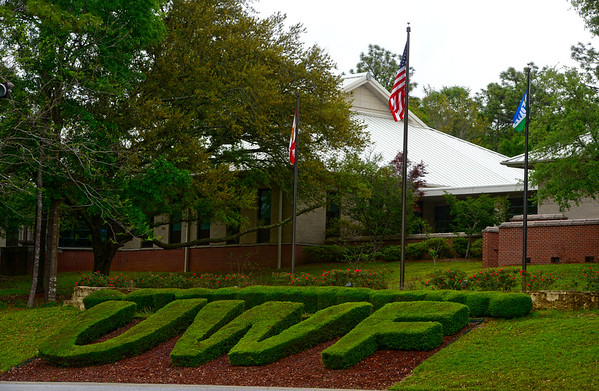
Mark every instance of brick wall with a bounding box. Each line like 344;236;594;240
482;215;599;267
58;244;308;273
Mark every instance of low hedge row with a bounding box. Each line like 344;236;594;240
228;302;373;366
81;285;532;319
170;300;246;366
40;299;206;367
171;301;304;366
322;301;453;369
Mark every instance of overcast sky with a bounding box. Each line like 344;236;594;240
253;0;599;98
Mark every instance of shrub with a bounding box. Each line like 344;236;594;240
75;272;135;288
405;241;429;260
521;270;558;291
321;302;449;369
469;269;519;292
228;302;373;366
426;269;469;290
171;300;246;367
268;268;389;289
41;299;206;367
83;289;125;310
470;238;483;258
487;292;533;319
171;301;304;366
451;237;469;258
424;238;453;258
39;300;138;366
123;288;181;311
303;245;347;263
583;265;599;291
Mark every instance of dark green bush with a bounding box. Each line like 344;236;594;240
123;288;181;311
321;302;447;369
488;292;533;319
427;269;469;290
451;237;469;258
469;238;483;258
171;300;246;366
228;302;373;366
172;301;304;366
425;238;453;258
41;299;206;367
40;300;137;366
303;245;348;263
83;289;125;310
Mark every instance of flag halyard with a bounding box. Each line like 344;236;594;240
388;42;408;122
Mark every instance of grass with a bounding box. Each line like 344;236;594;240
392;309;599;391
0;305;80;372
0;262;597;389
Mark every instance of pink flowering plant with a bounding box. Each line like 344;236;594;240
425;269;469;290
270;268;389;289
583;265;599;291
75;272;249;289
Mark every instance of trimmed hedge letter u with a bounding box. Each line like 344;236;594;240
39;299;207;367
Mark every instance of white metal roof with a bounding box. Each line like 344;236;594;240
343;73;524;194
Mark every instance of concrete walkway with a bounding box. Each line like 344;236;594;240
0;382;378;391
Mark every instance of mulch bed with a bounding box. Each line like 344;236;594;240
0;320;483;390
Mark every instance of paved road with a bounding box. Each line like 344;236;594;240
0;382;376;391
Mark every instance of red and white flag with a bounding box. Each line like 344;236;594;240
289;109;297;164
388;42;408;122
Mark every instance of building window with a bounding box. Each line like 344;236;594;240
585;256;595;263
59;220;94;248
434;206;453;233
169;212;182;244
508;197;538;220
197;220;211;241
551;257;560;264
257;189;272;243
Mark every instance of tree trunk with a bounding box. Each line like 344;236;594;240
86;215;131;275
465;236;472;259
44;198;60;302
27;148;44;308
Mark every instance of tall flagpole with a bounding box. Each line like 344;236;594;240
522;67;531;275
399;25;411;290
291;90;300;274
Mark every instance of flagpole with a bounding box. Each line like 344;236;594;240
291;90;300;274
522;67;531;275
399;25;411;290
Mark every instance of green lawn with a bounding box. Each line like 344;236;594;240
393;309;599;391
0;306;80;372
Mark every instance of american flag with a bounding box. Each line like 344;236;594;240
388;42;408;122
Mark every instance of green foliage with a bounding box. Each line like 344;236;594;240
39;300;137;366
40;299;205;367
487;292;533;319
426;269;469;290
451;237;469;258
321;302;455;369
469;268;519;292
420;85;489;144
83;289;125;310
582;265;599;291
123;288;181;311
380;238;453;262
303;245;348;263
171;301;304;366
270;268;389;289
75;272;135;288
228;302;372;366
170;300;246;367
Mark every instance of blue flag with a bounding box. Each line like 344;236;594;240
512;92;527;133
